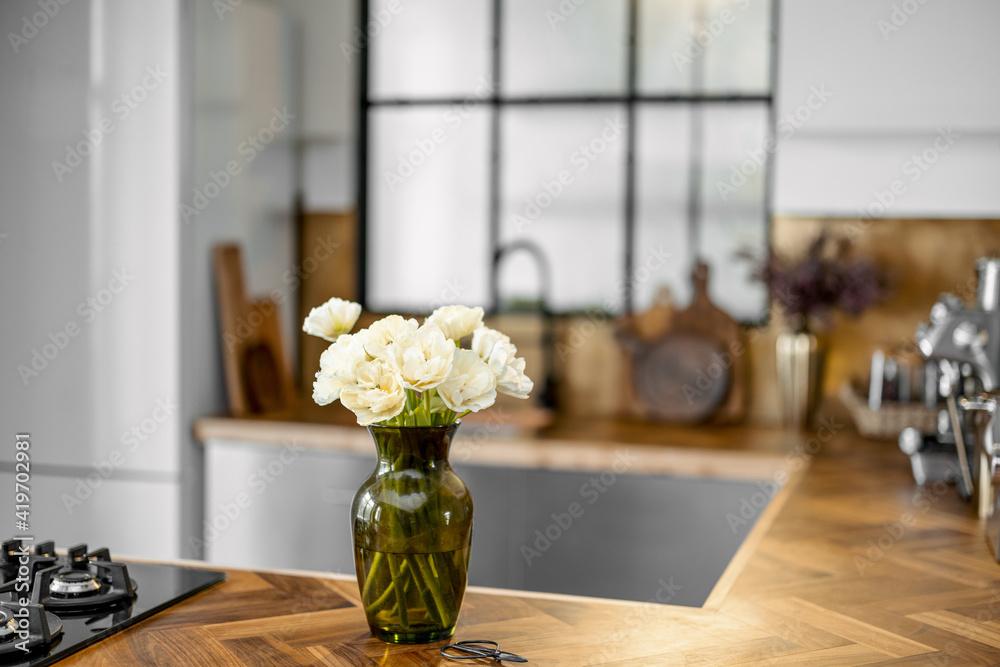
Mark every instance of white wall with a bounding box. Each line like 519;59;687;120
180;0;301;557
262;0;355;140
261;0;356;211
774;0;1000;217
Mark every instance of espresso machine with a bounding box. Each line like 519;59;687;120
905;258;1000;558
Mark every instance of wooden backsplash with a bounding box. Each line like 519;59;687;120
764;217;1000;420
297;212;358;387
297;213;1000;426
543;217;1000;425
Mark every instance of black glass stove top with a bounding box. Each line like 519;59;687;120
0;557;225;666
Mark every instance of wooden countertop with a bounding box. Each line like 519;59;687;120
75;420;1000;664
194;407;805;481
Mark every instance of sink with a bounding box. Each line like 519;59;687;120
203;438;781;608
456;463;774;607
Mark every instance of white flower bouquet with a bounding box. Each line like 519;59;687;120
303;298;533;425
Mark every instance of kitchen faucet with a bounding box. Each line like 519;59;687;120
490;240;557;409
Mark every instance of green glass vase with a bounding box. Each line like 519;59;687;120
351;423;473;644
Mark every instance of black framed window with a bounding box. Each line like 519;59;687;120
358;0;775;320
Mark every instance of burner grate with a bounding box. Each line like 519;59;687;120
0;538;224;667
0;598;63;658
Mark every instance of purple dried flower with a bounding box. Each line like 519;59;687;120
739;231;890;331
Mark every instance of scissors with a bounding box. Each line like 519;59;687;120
440;640;528;663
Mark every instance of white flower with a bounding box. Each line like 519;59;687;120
472;327;510;359
340;359;406;425
389;325;455;391
312;373;342;406
302;297;362;342
424;305;485;341
362;315;419;359
472;327;534;399
437;349;497;413
491;348;534;399
311;334;370;405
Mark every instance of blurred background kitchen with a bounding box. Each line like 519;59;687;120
1;0;999;595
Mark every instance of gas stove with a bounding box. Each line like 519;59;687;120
0;539;225;666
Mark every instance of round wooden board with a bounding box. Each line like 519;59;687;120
632;333;730;423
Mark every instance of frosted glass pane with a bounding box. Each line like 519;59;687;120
698;103;769;320
702;0;771;94
637;0;699;94
370;0;492;99
502;0;628;96
638;0;772;95
634;105;693;310
368;107;490;311
499;106;627;312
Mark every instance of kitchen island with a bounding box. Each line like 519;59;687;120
96;421;1000;665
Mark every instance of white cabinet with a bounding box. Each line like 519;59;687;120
202;441;367;573
774;0;1000;217
0;471;180;558
0;0;186;558
0;0;301;561
779;0;1000;133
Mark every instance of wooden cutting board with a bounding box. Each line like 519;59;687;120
213;245;294;417
618;261;747;424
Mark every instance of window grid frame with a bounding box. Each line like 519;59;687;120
357;0;778;320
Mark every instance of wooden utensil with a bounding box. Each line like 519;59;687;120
618;261;747;424
213;245;293;416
